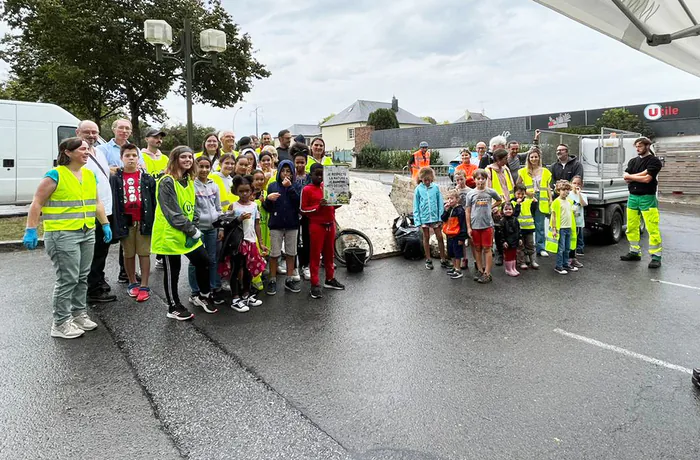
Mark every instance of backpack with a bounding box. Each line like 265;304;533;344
393;214;424;260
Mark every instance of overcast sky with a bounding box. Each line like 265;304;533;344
2;0;699;137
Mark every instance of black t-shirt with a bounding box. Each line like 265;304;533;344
625;154;662;195
277;147;290;162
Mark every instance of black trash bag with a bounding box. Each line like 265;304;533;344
393;214;424;260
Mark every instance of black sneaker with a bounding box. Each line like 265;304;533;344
284;278;301;293
211;289;226;305
425;259;434;270
310;285;323;299
87;291;117;304
620;252;642;261
117;272;129;284
324;278;345;290
473;271;483;281
450;270;463;279
199;294;218;314
477;273;492;284
266;280;277;296
166;305;194;321
446;268;456;276
648;258;662;269
99;281;111;293
440;259;451;269
575;249;584;257
693;368;700;390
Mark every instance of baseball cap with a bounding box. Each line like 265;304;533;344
145;128;166;138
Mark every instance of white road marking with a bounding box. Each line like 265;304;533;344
650;279;700;291
553;328;693;375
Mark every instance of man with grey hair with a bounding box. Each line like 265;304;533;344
479;135;507;169
76;120;117;304
97;118;133;171
219;130;236;155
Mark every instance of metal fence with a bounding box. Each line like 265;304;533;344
401;164;453;186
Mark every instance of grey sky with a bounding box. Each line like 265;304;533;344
2;0;698;138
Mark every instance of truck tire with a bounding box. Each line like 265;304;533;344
606;210;623;244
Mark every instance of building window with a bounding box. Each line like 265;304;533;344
347;128;355;140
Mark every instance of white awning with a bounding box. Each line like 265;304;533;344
533;0;700;77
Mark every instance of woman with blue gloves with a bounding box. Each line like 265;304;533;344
23;137;112;339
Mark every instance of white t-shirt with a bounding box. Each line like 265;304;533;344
85;147;113;216
230;201;259;242
569;192;587;228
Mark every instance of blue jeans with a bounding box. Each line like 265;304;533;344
576;226;584;251
556;227;572;268
534;206;546;253
188;228;220;294
45;229;96;325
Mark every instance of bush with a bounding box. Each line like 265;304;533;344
367;108;399;130
356;145;441;170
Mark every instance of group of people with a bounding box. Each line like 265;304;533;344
412;133;664;283
22;119;343;339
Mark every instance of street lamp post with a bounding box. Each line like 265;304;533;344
144;18;227;148
232;105;243;133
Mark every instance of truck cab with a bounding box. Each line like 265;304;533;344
0;100;82;205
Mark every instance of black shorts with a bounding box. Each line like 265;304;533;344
447;237;465;259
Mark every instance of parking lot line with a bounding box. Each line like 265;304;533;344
650;279;700;291
553;328;693;375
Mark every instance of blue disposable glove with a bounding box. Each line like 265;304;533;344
102;223;112;244
23;227;38;250
185;236;199;248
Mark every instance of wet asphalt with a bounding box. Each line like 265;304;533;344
1;203;699;459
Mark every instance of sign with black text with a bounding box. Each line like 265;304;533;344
323;165;350;205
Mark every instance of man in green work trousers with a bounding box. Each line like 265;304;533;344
620;137;663;269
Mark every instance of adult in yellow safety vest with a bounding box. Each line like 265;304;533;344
23;137;111;339
517;147;552;258
141;128;169;177
219;130;236;156
409;141;431;181
546;180;577;274
152;146;217;320
487;149;515;267
306;137;333;173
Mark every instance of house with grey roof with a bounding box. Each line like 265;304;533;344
453;110;491;123
283;124;321;144
320;97;428;151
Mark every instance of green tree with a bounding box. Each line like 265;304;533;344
0;0;269;140
320;113;336;125
159;123;217;152
367;108;399;130
594;108;654;138
422;116;437;125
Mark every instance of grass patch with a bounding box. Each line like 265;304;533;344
0;216;43;242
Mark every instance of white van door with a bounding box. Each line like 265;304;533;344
0;103;17;204
16;104;58;203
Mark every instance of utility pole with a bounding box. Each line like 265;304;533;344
251;106;262;137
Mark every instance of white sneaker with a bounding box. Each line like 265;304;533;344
291;269;301;282
230;298;250;313
277;266;287;275
51;319;85;339
72;312;98;331
245;295;263;307
539;250;549;257
302;266;311;281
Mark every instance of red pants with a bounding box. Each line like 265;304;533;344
309;222;335;286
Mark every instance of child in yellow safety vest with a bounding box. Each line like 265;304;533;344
547;180;578;275
512;184;539;270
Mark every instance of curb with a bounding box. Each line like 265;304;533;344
0;239;44;252
0;212;29;218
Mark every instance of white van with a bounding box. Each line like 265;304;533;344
0;100;82;204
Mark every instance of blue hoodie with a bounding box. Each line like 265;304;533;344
413;182;444;226
264;160;300;230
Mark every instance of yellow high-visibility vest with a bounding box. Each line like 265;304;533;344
518;168;552;214
489;167;514;200
516;197;535;230
545;198;577;253
151;175;203;255
42;166;97;232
